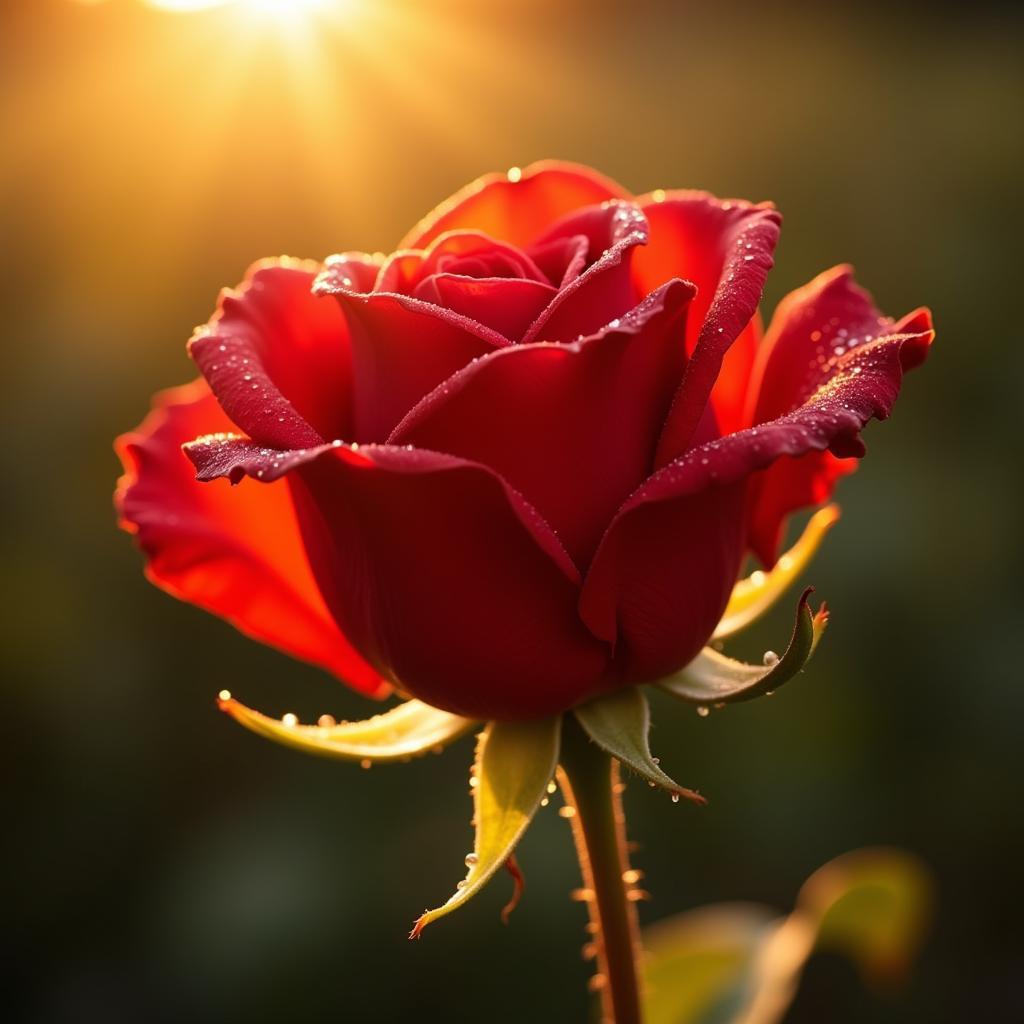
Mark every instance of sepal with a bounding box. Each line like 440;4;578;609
574;687;706;805
410;715;561;937
715;505;839;638
217;693;475;764
659;588;827;706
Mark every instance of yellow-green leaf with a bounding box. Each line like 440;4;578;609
659;588;827;706
217;693;475;764
799;847;932;988
641;847;932;1024
574;687;706;805
714;505;840;639
642;904;779;1024
410;715;560;937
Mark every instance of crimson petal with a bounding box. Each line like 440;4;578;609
745;266;930;565
634;193;781;461
400;161;630;250
521;201;649;344
315;259;508;441
580;313;933;677
389;280;696;567
417;274;557;341
185;439;612;720
188;259;354;449
115;381;388;697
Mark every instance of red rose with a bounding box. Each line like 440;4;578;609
116;161;933;720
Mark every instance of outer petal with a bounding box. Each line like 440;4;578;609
389;281;696;567
314;259;508;441
399;161;630;250
115;381;388;697
580;313;933;677
185;439;613;720
633;193;781;459
521;201;649;344
745;266;929;565
188;258;354;449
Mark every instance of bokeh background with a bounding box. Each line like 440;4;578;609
4;1;1023;1021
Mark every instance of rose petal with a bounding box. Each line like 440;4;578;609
321;251;385;293
400;160;630;250
376;231;549;294
580;480;748;679
633;193;781;461
389;281;695;567
315;260;508;441
417;274;557;341
115;380;388;697
580;313;933;674
745;266;930;564
185;439;613;720
188;258;354;449
521;201;649;344
527;234;590;288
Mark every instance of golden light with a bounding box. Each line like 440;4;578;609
83;0;341;13
144;0;232;10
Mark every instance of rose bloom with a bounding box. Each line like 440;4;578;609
116;162;932;721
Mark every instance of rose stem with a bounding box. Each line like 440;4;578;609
558;715;644;1024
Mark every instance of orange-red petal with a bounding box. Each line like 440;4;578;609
115;380;389;697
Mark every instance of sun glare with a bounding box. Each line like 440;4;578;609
145;0;336;13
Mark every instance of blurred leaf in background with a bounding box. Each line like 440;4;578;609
643;848;932;1024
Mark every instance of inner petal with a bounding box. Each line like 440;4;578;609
376;230;549;296
413;274;558;341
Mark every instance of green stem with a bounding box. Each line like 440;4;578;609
558;716;644;1024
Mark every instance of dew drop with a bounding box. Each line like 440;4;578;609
696;705;710;718
763;650;780;667
281;713;298;727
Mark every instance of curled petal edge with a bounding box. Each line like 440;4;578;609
659;588;828;705
183;438;583;587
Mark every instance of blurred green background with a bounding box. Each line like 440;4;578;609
4;1;1022;1020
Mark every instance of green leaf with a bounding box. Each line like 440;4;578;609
410;715;561;937
641;847;932;1024
642;904;779;1024
659;588;827;706
574;687;706;805
714;505;839;639
799;847;932;988
217;693;476;764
